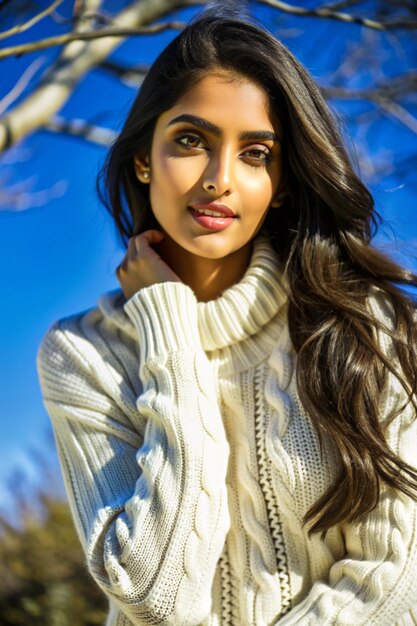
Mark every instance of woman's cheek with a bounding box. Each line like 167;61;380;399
242;178;276;214
166;157;205;194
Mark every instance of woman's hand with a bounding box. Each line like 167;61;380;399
116;230;181;300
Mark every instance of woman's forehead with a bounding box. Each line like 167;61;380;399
156;72;280;136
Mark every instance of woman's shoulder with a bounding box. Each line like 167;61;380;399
37;288;138;385
37;291;144;434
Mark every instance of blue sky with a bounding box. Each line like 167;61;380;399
0;1;416;518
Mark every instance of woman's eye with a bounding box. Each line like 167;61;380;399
176;133;206;150
242;147;271;162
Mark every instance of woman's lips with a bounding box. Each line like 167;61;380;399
189;209;235;231
190;202;236;217
188;202;237;231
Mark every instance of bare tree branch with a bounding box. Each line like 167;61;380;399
2;0;415;62
98;59;149;87
73;0;103;27
49;9;113;27
320;1;361;10
378;99;417;135
325;29;383;87
0;57;45;115
0;0;205;152
323;77;417;136
0;144;32;166
258;0;417;30
48;0;113;28
45;115;117;145
324;72;417;100
0;174;68;211
0;0;65;40
0;21;187;60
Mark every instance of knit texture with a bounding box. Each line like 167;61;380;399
37;236;417;625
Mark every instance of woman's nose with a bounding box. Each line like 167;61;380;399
202;148;233;196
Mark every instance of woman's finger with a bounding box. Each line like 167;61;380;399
133;230;164;254
126;236;138;262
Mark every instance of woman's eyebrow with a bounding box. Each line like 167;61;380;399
167;114;281;142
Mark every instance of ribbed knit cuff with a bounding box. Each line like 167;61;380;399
123;282;201;362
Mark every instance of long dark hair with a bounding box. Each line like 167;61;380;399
97;7;417;534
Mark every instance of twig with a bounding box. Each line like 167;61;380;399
49;10;113;27
0;0;65;40
0;57;45;115
72;0;104;30
0;177;68;211
98;59;148;86
320;0;361;10
45;115;117;145
323;73;417;100
323;81;417;136
378;99;417;135
257;0;417;30
100;59;149;76
0;21;186;59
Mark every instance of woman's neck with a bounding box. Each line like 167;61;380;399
156;237;252;302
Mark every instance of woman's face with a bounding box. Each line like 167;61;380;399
135;71;284;260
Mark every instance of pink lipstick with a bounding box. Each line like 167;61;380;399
189;202;237;231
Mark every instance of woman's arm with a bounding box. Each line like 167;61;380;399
37;282;230;626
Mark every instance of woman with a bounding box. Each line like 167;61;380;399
37;7;417;625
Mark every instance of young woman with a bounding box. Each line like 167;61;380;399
37;7;417;626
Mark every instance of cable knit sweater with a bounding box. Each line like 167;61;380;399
37;237;417;626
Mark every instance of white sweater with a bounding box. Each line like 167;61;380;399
37;236;417;626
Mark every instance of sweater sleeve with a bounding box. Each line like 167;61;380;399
37;283;230;626
276;293;417;626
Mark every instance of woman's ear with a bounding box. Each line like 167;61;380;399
133;154;151;183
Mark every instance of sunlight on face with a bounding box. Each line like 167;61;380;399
136;71;284;262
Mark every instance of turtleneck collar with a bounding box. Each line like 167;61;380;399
97;235;288;357
196;236;287;351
